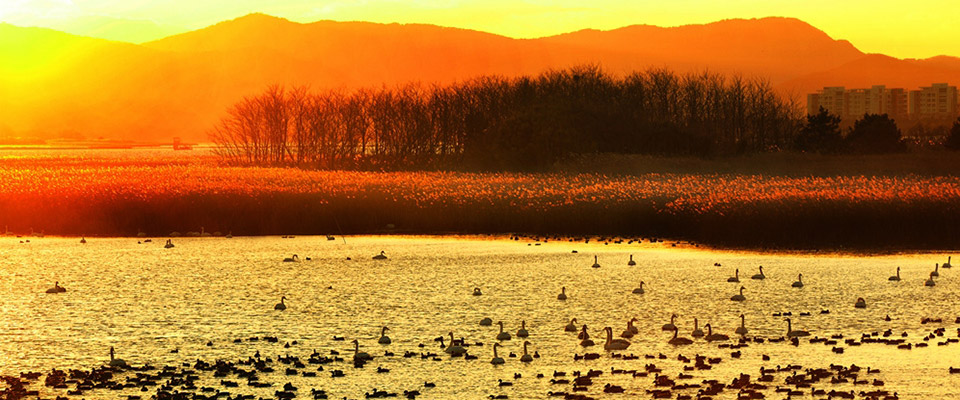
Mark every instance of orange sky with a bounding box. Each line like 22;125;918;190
1;0;958;59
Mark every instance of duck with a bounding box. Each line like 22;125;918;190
691;318;704;338
564;318;578;332
45;281;66;294
490;343;505;365
661;314;677;331
378;327;391;344
632;281;645;294
730;286;746;301
668;326;693;345
480;317;493;326
751;266;765;280
496;321;512;340
925;272;936;287
603;327;631;350
108;346;128;368
352;339;372;361
520;341;534;362
785;318;810;337
621;318;638;338
557;287;567;300
944;256;952;268
889;267;901;281
727;269;740;282
473;287;483;296
735;314;748;335
704;324;729;342
792;273;804;288
932;263;939;277
627;254;636;266
274;296;287;310
854;297;866;309
373;251;387;260
591;256;600;268
282;254;299;262
517;321;529;338
579;325;595;347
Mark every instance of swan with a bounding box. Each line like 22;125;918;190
792;273;804;288
661;314;677;331
668;327;693;345
490;343;505;365
557;287;567;300
520;341;534;362
480;317;493;326
751;266;765;280
282;254;299;262
517;320;529;338
164;239;174;249
729;315;745;337
730;286;746;301
854;297;866;309
108;346;128;368
378;327;391;344
603;327;631;350
627;255;636;266
932;264;939;277
80;237;86;244
564;318;578;332
691;318;704;337
627;317;639;334
591;256;600;268
727;269;740;282
352;339;372;361
704;324;729;342
441;335;467;356
496;321;512;340
785;318;810;337
45;281;66;294
889;267;901;281
579;325;595;347
373;251;387;260
473;287;482;296
274;296;287;310
944;256;952;268
621;318;638;338
925;272;936;287
632;281;645;294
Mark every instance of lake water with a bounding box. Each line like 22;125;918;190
1;235;958;399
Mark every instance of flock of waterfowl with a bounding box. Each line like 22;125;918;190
7;236;960;400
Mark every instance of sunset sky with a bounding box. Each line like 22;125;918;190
1;0;957;59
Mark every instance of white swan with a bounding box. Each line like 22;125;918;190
785;318;810;337
632;281;645;294
704;324;729;342
480;317;493;326
490;343;505;365
564;318;578;332
441;334;467;356
627;255;636;266
735;314;748;335
108;346;128;368
661;314;677;331
889;267;901;281
557;287;567;300
517;321;529;338
925;272;936;287
621;318;637;338
579;325;595;347
603;327;631;350
792;273;804;288
282;254;299;262
373;251;387;260
496;321;512;340
751;266;765;280
591;256;600;269
352;339;372;361
520;341;534;362
80;237;86;244
931;264;939;277
727;269;740;282
944;256;952;268
164;239;174;249
378;327;391;344
730;286;746;301
45;281;66;294
854;297;866;309
691;318;704;337
274;296;287;310
668;326;693;345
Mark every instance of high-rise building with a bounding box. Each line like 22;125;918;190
908;83;959;119
807;84;939;121
807;86;847;117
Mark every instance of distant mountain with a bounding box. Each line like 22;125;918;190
1;15;959;142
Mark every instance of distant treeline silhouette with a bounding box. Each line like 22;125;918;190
211;66;802;170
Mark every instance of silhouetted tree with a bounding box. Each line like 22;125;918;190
846;114;905;154
796;107;843;153
945;117;960;151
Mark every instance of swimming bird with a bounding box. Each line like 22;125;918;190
925;272;936;287
441;335;467;356
668;326;693;345
932;264;939;277
520;341;534;362
473;287;483;296
785;318;810;337
855;297;866;309
564;318;578;332
579;325;595;347
557;287;567;300
627;255;636;266
727;269;740;282
621;318;638;338
373;251;387;260
378;327;391;344
45;281;66;294
490;343;505;365
751;266;765;280
704;324;729;342
517;321;529;338
889;267;901;281
108;346;128;368
496;321;512;340
480;317;493;326
274;296;287;310
944;256;952;268
164;239;175;248
80;237;86;244
691;318;704;337
282;254;299;262
352;339;372;361
730;286;746;301
736;314;748;335
792;273;804;288
603;327;631;350
632;281;645;294
591;256;600;268
662;314;677;331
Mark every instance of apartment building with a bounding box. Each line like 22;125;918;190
908;83;959;118
807;84;951;121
